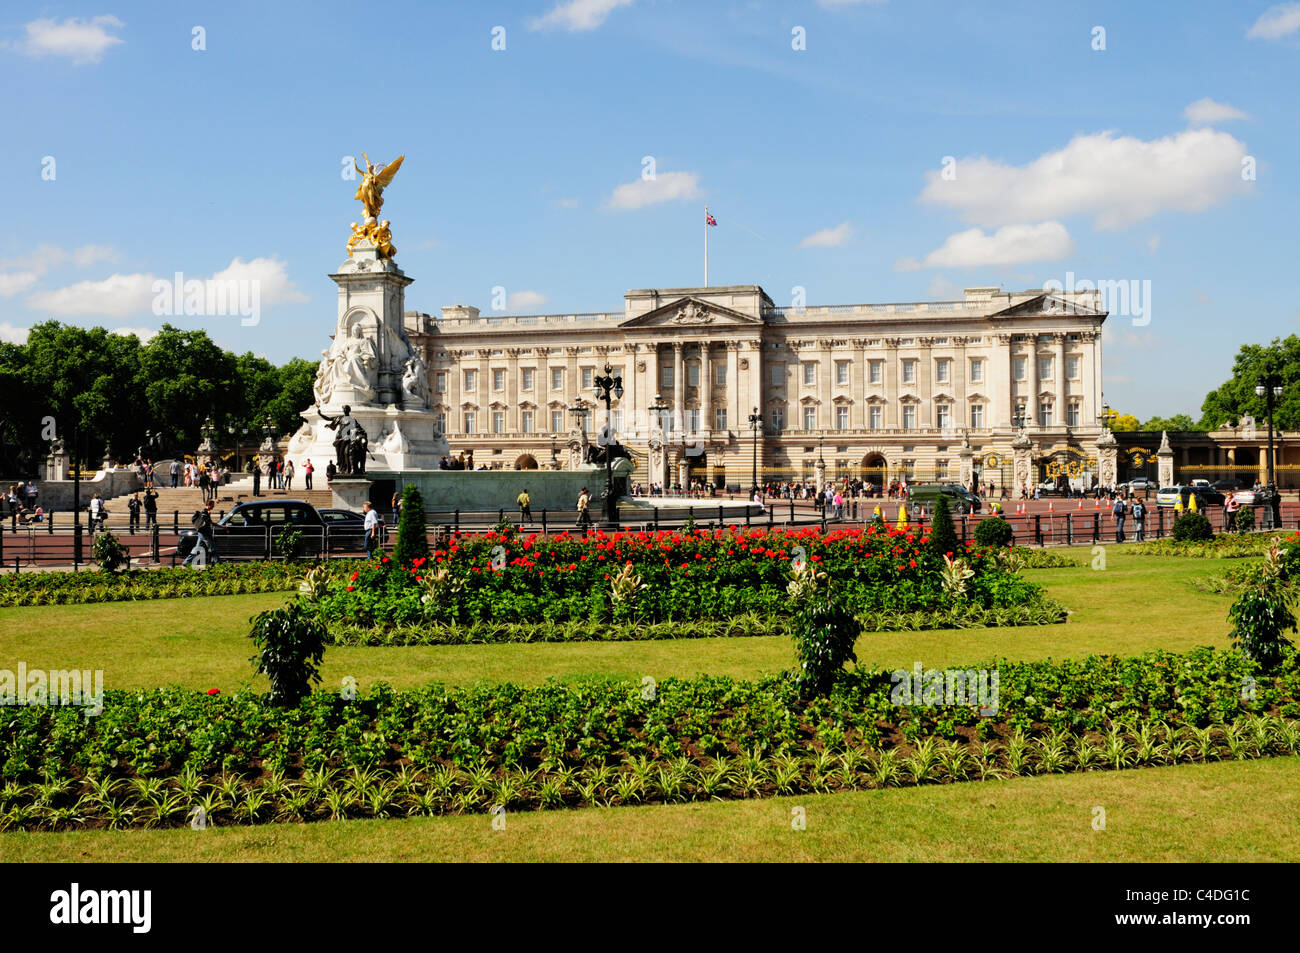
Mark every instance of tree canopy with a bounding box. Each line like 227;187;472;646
0;322;318;475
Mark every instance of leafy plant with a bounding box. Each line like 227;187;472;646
274;524;305;562
973;516;1014;548
392;484;429;566
1172;512;1214;542
928;495;959;557
248;600;328;707
790;593;858;699
91;530;129;573
1227;542;1296;671
939;555;975;599
1236;505;1255;533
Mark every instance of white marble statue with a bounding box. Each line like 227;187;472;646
339;324;378;403
381;422;410;454
401;351;430;407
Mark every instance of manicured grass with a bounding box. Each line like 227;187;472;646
0;549;1235;692
3;758;1293;862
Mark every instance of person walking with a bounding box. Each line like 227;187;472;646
1225;493;1239;532
1131;498;1146;542
1112;494;1128;543
127;493;141;534
169;459;180;488
517;487;532;523
144;486;158;530
89;492;106;534
390;492;402;528
576;487;591;531
185;500;218;566
284;459;295;492
363;500;381;557
303;459;314;491
198;465;211;504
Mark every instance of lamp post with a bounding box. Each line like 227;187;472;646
1097;403;1117;432
748;407;763;498
650;393;669;491
593;363;624;524
227;424;249;473
1255;364;1284;527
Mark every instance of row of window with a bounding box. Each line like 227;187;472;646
443;400;1086;436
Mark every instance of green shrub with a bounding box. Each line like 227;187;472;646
274;524;304;562
249;601;327;707
1237;506;1255;533
789;566;858;699
91;530;128;573
1172;512;1214;542
974;516;1014;548
928;495;960;556
392;484;429;566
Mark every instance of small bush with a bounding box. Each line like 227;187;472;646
392;484;429;566
274;524;304;562
249;601;327;707
928;495;960;556
1236;506;1255;534
974;516;1015;548
1172;512;1214;542
91;530;128;573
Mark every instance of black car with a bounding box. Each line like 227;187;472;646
1211;478;1244;492
179;499;339;560
1183;485;1226;507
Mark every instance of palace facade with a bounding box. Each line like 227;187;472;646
402;284;1108;490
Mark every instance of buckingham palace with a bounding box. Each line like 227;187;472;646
401;283;1108;491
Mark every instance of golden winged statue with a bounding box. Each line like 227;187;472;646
353;152;405;220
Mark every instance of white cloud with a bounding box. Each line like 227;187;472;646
508;290;547;311
1184;98;1251;124
529;0;633;31
109;326;158;343
73;244;121;267
919;128;1251;230
797;221;853;248
0;272;39;298
12;15;124;65
0;322;29;344
907;222;1074;269
925;274;963;300
25;256;305;318
1247;3;1300;39
1;243;120;274
604;171;702;210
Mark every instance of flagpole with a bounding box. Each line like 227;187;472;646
704;205;709;287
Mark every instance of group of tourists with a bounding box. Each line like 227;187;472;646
3;481;44;524
437;451;475;470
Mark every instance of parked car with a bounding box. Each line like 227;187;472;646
907;483;981;514
178;499;365;559
1128;476;1154;492
1211;478;1244;492
1231;489;1258;505
1156;485;1225;508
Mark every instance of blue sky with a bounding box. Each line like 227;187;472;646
4;0;1299;420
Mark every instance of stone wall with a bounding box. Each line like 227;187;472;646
332;468;609;514
31;471;143;511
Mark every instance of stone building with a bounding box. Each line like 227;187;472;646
403;284;1108;491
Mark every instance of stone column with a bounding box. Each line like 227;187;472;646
625;343;639;438
672;341;685;435
727;342;739;436
450;349;463;434
1054;333;1066;427
1157;430;1174;487
992;333;1013;428
1027;335;1040;429
566;346;580;423
1096;428;1118;489
852;339;867;428
700;341;713;435
818;338;833;430
1012;430;1034;492
507;348;521;432
885;338;900;428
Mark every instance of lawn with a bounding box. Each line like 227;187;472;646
0;549;1237;692
2;758;1294;862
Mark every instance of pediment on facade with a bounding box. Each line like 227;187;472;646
832;395;853;405
798;395;821;405
618;296;763;329
992;293;1104;318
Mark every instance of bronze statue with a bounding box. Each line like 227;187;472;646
316;403;369;476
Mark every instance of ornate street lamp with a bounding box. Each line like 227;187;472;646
227;423;249;473
1097;403;1118;432
1256;363;1284;527
650;393;669;491
593;363;624;524
748;407;763;498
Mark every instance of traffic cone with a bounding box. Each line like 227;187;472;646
1188;493;1199;514
1094;498;1101;510
897;504;908;529
1048;501;1054;513
1076;498;1083;510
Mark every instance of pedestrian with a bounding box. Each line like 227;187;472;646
1225;493;1239;532
576;486;591;531
251;456;261;497
185;500;217;566
284;459;294;492
144;486;158;529
127;493;141;534
363;500;381;557
89;492;106;533
1131;498;1146;542
170;459;180;488
1112;495;1128;543
390;492;402;527
517;487;532;522
303;458;314;491
198;465;211;504
326;461;337;482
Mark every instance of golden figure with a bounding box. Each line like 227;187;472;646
354;152;405;220
348;219;397;259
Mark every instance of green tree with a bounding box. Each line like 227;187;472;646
1141;413;1196;432
928;495;960;556
1109;414;1141;432
1197;337;1300;431
136;325;238;454
392;484;429;565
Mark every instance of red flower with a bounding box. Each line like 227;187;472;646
207;688;220;695
909;559;918;568
346;585;354;591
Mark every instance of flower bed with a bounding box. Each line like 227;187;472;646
310;526;1059;630
0;647;1294;831
1129;533;1289;559
0;563;306;607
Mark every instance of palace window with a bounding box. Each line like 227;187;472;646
1067;401;1081;428
869;405;882;430
582;367;594;389
902;405;917;429
685;409;700;433
835;406;849;430
868;360;883;385
771;363;785;387
493;369;505;391
521;368;534;391
1039;401;1054;427
715;363;727;387
935;459;949;480
464;370;477;391
1038;356;1054;381
901;459;916;480
803;406;816;430
803;362;816;386
435;413;446;434
551;367;563;390
715;408;727;430
688;363;700;387
436;372;447;393
521;410;534;434
463;412;476;434
936;404;951;430
1013;357;1026;381
970;404;984;429
661;365;674;388
771;408;784;431
551;410;563;433
935;359;950;384
611;410;623;434
1067;355;1081;379
901;359;916;384
492;411;504;434
969;358;984;383
835;361;850;386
